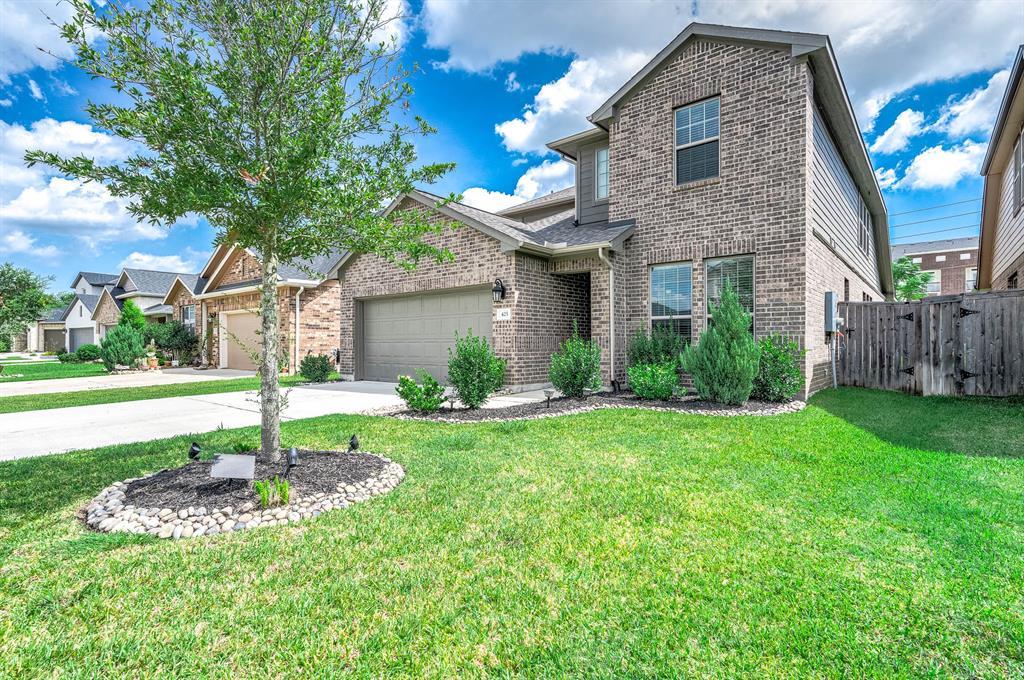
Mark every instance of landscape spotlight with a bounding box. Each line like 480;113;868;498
288;447;299;467
188;442;201;461
348;434;359;453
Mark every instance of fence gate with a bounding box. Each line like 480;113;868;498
837;290;1024;397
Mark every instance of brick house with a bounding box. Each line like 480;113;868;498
978;44;1023;291
90;268;190;343
166;246;344;371
332;23;892;396
890;237;980;296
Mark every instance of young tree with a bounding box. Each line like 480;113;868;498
118;299;147;333
28;0;454;461
0;263;57;351
892;256;934;301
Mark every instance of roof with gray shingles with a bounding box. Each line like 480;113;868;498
890;236;979;259
41;305;69;322
72;271;119;287
278;250;347;281
142;303;173;316
496;187;575;216
121;268;191;296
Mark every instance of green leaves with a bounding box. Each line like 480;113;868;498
0;264;58;351
892;256;934;301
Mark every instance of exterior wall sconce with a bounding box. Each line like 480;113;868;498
491;279;506;303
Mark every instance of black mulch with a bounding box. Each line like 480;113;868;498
124;449;385;509
393;392;795;421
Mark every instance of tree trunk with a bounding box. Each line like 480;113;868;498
260;250;282;462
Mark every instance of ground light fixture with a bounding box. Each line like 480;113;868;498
188;442;201;461
543;389;555;408
348;434;359;453
491;278;506;303
284;447;299;477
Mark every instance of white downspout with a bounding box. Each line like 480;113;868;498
294;287;305;374
597;247;615;385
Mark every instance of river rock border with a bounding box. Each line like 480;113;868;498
379;398;807;423
82;455;405;540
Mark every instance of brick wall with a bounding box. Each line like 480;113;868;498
900;248;979;295
607;40;811;384
992;250;1024;290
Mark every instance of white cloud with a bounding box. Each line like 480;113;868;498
370;0;409;48
0;0;77;84
895;140;986;190
461;159;574;212
874;167;898;190
0;227;60;259
511;158;528;166
51;78;77;96
423;1;1022;134
934;69;1010;138
27;78;44;101
504;71;521;92
870;109;925;154
120;251;196;272
0;98;12;107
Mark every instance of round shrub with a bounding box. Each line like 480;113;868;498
57;348;81;363
100;325;145;370
74;343;101;362
299;353;332;382
549;323;602;397
447;330;506;409
396;370;446;413
627;362;677;400
752;335;805;402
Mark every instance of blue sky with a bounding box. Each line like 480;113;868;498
1;0;1022;292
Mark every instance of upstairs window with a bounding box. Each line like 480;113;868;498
675;97;720;184
858;198;871;255
1013;132;1022;215
923;270;941;296
595;147;609;200
650;263;692;344
965;267;978;292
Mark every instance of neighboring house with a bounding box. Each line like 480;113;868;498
71;271;119;296
15;271;120;352
169;246;344;371
92;268;193;339
891;236;980;296
18;307;68;352
331;23;891;396
62;293;103;350
978;45;1024;291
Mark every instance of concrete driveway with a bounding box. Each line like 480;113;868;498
0;367;254;397
0;381;403;461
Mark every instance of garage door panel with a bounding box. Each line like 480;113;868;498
361;288;492;383
68;328;94;351
225;313;260;371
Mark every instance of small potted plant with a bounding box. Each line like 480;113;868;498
146;339;158;369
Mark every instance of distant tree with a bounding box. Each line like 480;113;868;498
0;263;57;351
892;256;934;301
51;291;76;311
29;0;455;461
118;299;147;332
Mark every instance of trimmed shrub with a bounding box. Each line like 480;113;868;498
627;325;686;370
627;362;677;400
447;330;506;409
752;335;805;402
299;354;332;382
58;349;82;363
680;283;759;405
118;299;147;332
548;322;602;397
74;343;101;361
396;370;446;413
100;325;145;370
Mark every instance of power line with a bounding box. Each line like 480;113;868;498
889;224;979;243
888;197;981;217
890;210;981;228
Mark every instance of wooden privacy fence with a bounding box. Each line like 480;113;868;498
837;289;1024;397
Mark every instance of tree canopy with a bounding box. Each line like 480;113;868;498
0;263;58;351
892;256;934;301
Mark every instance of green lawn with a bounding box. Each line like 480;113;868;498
0;361;108;382
1;388;1021;676
0;373;339;414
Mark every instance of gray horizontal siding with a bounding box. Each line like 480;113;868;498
993;148;1024;279
577;141;609;226
810;105;879;284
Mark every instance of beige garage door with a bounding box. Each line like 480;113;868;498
224;312;260;370
361;288;492;383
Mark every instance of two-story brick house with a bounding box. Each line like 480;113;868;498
890;237;980;295
325;24;892;396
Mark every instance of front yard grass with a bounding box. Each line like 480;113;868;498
0;361;108;382
1;388;1021;676
0;372;339;414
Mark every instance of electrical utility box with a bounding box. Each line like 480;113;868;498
824;291;839;333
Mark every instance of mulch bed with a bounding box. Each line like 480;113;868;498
385;392;805;422
125;449;385;509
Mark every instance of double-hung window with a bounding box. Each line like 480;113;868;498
182;304;196;334
1013;131;1022;215
965;267;978;292
675;97;720;184
650;263;692;344
705;255;754;323
923;270;941;296
858;197;871;254
595;147;609;200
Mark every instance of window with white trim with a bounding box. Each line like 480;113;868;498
923;270;941;296
650;263;692;344
965;267;977;292
959;253;971;260
936;255;946;262
1013;131;1022;215
675;97;720;184
706;255;754;317
858;198;871;254
182;304;196;333
595;147;609;200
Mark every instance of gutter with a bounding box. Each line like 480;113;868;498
195;279;320;300
596;247;615;384
294;287;305;374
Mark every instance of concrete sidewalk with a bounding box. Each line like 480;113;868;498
0;367;254;397
0;383;403;461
